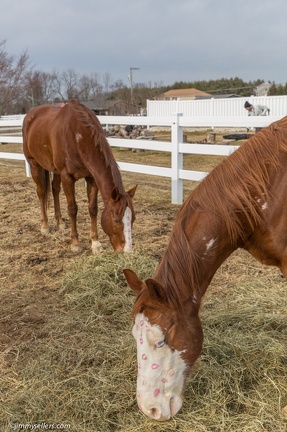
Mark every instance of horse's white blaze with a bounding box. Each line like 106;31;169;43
123;206;132;252
132;313;187;420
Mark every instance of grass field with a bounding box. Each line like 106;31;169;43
0;133;286;431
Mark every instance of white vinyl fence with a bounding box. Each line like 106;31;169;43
147;95;287;118
0;113;283;204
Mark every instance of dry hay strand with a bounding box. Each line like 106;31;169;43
1;250;286;432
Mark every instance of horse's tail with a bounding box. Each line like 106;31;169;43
43;170;51;211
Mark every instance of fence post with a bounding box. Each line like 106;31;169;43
171;112;183;204
24;158;31;177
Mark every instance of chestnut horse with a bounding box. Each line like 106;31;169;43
124;116;287;421
23;100;137;253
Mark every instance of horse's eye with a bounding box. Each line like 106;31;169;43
155;339;165;348
114;218;120;224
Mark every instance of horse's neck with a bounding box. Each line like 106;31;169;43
155;212;236;305
96;174;122;203
85;154;123;204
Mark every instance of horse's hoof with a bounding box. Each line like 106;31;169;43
70;244;83;253
91;240;103;254
41;228;49;235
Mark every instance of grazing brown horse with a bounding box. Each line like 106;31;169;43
23;100;136;253
124;116;287;421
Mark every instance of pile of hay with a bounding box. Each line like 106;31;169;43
2;249;286;432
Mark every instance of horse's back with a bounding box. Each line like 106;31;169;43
23;104;59;132
22;105;79;172
23;105;61;149
22;101;105;179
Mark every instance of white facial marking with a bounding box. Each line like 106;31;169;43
261;202;268;210
132;313;187;420
123;206;132;252
75;132;83;142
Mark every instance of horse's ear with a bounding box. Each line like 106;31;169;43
145;278;168;305
127;185;137;198
111;186;122;202
123;268;144;294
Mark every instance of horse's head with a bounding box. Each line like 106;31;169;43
101;186;137;252
123;269;203;421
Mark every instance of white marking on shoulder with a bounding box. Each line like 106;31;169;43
203;237;217;256
206;238;216;250
75;132;83;142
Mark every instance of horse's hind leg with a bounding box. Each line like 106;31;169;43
52;173;65;230
86;177;103;254
29;162;50;234
61;173;81;252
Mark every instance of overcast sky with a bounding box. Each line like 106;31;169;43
1;0;287;88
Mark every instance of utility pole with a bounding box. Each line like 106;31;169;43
128;67;140;104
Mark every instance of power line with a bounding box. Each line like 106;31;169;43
207;85;258;94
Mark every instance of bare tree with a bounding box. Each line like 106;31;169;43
133;80;164;107
23;70;61;111
53;70;68;102
0;40;30;115
78;74;92;101
111;79;125;91
102;72;111;93
24;71;45;108
40;71;58;103
61;69;80;100
89;72;103;99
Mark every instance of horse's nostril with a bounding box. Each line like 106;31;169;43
150;407;160;420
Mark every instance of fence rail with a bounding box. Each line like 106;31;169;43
147;95;287;118
0;113;283;204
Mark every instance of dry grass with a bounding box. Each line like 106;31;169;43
0;136;286;431
2;251;286;432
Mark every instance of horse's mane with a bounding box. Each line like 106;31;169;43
185;116;287;243
150;116;287;311
67;100;125;195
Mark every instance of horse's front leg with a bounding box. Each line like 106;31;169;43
86;177;103;254
61;173;81;252
52;173;65;230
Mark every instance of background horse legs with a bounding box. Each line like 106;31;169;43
51;173;65;231
61;173;81;252
86;177;103;254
